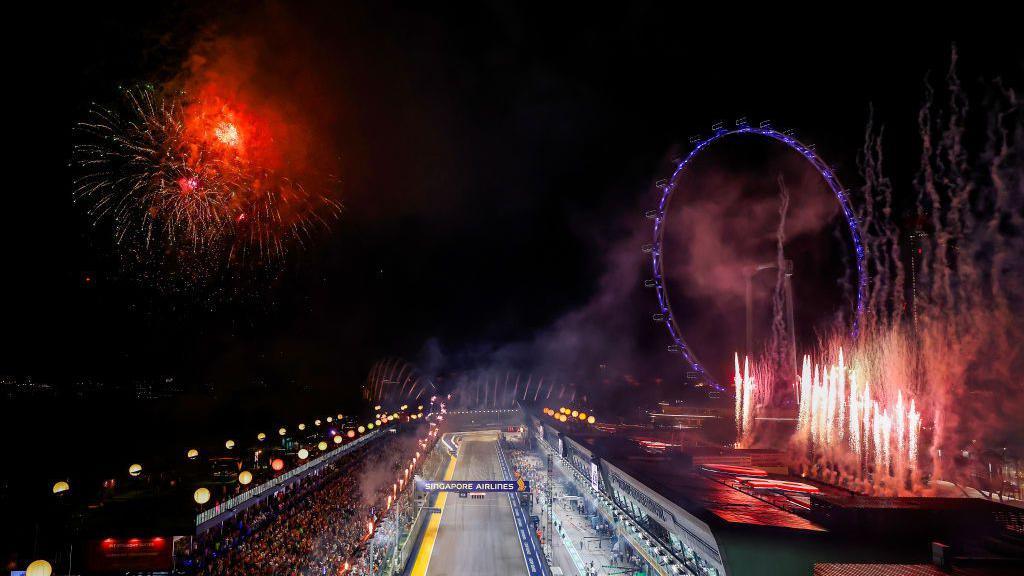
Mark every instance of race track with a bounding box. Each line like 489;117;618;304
419;431;527;576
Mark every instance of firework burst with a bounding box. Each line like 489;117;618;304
73;85;341;282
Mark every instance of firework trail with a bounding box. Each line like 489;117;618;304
857;105;906;332
767;174;793;401
364;358;435;404
734;354;753;445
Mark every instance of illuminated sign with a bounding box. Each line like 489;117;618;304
417;479;530;492
85;537;172;572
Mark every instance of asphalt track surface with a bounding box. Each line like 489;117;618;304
422;432;527;576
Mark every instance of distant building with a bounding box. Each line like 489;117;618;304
0;376;15;399
135;380;154;400
72;378;105;399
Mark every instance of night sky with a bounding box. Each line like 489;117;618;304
4;3;1022;407
1;6;1022;563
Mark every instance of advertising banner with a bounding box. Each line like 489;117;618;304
416;479;530;492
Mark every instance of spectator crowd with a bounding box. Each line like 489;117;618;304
187;429;438;576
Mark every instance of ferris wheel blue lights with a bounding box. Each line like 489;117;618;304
648;122;867;390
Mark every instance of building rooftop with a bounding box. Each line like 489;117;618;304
612;454;827;532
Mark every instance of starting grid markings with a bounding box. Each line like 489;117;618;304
496;443;546;576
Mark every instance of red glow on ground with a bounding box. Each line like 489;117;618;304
701;464;769;477
740;477;821;494
637;439;680;451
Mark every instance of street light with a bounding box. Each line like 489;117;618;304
298;449;309;460
51;481;69;494
279;427;287;436
128;464;142;477
193;487;211;504
318;441;328;451
238;471;253;485
225;440;235;450
258;432;267;441
187;448;199;459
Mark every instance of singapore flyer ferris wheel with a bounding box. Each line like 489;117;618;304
646;119;867;390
